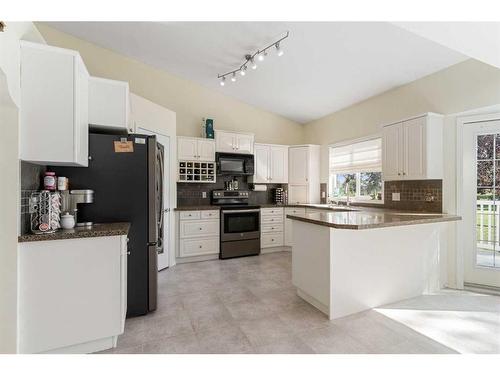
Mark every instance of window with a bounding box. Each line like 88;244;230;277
329;137;383;202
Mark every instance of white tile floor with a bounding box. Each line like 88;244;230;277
99;251;500;354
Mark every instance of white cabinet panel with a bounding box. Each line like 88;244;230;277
285;207;306;246
253;144;288;183
180;237;219;257
289;147;309;184
179;211;201;220
261;232;284;248
382;123;403;181
20;41;89;166
261;223;284;233
404;117;426;180
18;236;126;353
261;215;284;224
89;77;130;132
215;131;236;153
200;210;219;219
177;137;198;160
382;113;443;181
179;220;219;238
235;134;254;154
197;139;216;161
176;212;220;261
177;137;215;162
288;185;308;204
270;146;288;183
215;130;254;154
254;144;270;183
261;207;284;216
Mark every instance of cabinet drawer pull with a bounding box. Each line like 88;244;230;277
199;245;203;249
199;227;203;230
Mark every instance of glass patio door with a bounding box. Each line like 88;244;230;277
462;119;500;288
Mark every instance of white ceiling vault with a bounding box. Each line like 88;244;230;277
44;22;469;123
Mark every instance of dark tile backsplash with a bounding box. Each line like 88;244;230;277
384;179;442;212
20;161;47;234
177;175;285;206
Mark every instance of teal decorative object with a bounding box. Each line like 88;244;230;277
205;118;214;139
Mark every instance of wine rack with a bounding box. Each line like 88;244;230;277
178;161;216;183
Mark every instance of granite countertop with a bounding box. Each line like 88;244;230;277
286;211;461;230
18;222;130;243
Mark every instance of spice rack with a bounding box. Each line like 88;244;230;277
178;161;216;183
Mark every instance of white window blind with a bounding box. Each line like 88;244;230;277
329;138;382;174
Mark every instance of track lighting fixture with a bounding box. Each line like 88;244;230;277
217;31;289;86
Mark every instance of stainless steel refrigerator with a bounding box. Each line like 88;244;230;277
51;133;164;317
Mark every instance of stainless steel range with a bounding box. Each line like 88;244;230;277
212;190;260;259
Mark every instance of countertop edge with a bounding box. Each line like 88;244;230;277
286;214;461;230
18;222;131;243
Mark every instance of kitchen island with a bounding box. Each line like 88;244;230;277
287;211;460;320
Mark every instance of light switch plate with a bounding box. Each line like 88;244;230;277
392;192;400;201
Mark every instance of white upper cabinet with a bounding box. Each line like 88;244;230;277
177;136;215;161
89;76;130;133
197;139;216;161
254;144;270;183
381;122;403;181
382;113;443;181
20;41;89;167
289;146;309;184
288;145;320;204
270;146;289;183
252;143;289;183
215;130;254;154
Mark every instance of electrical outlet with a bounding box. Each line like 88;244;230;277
202;191;207;199
392;192;400;201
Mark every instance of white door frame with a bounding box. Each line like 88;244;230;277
456;111;500;288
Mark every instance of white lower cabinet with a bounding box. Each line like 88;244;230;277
177;210;220;260
18;235;127;354
180;237;219;257
285;207;306;246
260;208;284;249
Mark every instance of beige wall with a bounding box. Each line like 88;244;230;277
36;24;304;145
303;59;500;183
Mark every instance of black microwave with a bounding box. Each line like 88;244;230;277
216;152;254;176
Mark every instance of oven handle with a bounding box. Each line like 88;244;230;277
222;209;261;214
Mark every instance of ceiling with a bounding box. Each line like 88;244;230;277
44;22;468;124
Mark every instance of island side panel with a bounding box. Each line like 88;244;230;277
329;223;441;319
291;220;331;315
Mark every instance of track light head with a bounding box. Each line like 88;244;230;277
251;58;257;70
257;50;267;61
231;72;237;82
220;76;225;86
240;66;247;76
275;42;284;57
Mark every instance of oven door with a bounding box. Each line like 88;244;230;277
221;209;260;242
